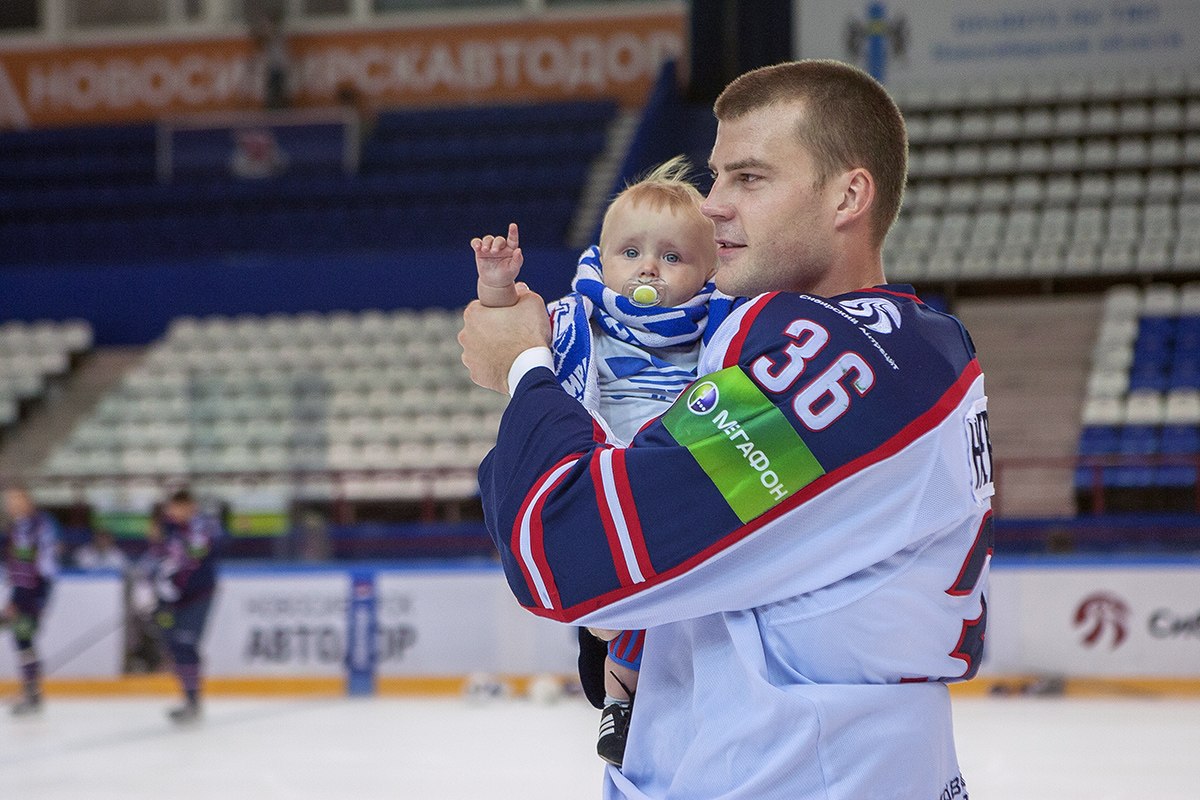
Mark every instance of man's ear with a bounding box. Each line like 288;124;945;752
833;168;875;232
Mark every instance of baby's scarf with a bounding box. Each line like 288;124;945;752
549;246;738;422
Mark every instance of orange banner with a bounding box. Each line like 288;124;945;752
0;12;686;129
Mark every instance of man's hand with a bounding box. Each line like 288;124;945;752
459;283;551;394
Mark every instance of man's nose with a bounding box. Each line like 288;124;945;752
701;189;730;221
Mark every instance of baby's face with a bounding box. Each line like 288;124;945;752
599;198;717;308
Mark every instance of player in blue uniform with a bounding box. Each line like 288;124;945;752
461;60;991;799
473;157;737;765
146;488;222;724
2;486;60;716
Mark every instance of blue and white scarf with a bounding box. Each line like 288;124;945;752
549;245;739;417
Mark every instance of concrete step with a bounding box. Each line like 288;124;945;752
0;347;144;478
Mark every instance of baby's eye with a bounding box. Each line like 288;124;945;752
663;253;680;264
623;248;639;259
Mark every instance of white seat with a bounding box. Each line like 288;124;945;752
1174;238;1200;272
1063;243;1100;275
1111;172;1146;200
1081;139;1116;169
969;211;1004;246
1124;391;1165;425
1004;209;1038;245
1066;208;1108;244
1107;205;1141;241
922;147;952;174
1028;244;1063;277
1053;105;1087;135
1098;244;1135;275
936;213;972;248
1114;138;1148;167
990;110;1022;137
1136;240;1173;274
982;143;1017;173
927;113;959;140
1151;98;1184;129
1093;341;1134;372
1044;174;1077;203
1116;102;1151;131
1164;390;1200;424
959;247;994;279
1179;282;1200;313
959;112;990;138
1016;142;1050;171
1082;397;1125;426
1146;170;1181;200
1148;135;1181;165
994;247;1028;277
1038;208;1072;243
978;179;1010;206
1087;370;1129;399
1142;283;1181;315
1078;175;1112;203
1085;104;1118;132
1021;108;1054;136
952;145;984;173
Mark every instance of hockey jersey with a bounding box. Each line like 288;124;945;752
479;286;992;799
4;512;59;609
150;514;222;605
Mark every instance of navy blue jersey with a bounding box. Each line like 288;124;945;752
479;285;992;799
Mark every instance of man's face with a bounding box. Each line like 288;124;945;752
702;102;839;297
164;501;193;526
3;489;33;521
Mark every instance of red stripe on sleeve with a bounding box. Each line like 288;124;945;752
591;452;636;587
723;292;777;368
612;448;656;580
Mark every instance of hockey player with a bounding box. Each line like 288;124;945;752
461;60;991;799
472;156;737;766
146;488;222;724
2;486;60;716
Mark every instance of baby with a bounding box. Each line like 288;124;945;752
472;156;735;767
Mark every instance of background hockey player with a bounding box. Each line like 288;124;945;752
2;485;60;716
146;488;223;724
472;156;736;766
461;60;992;799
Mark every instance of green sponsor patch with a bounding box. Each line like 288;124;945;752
662;366;825;523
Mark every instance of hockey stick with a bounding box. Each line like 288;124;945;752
40;614;126;677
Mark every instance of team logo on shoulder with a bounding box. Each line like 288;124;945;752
838;297;902;334
686;381;720;415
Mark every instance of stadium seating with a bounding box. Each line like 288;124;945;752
1076;283;1200;510
41;308;504;503
0;319;93;429
0;101;617;264
885;70;1200;283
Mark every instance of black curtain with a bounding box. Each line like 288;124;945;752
688;0;793;103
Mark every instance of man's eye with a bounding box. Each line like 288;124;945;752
738;173;760;183
623;248;639;259
664;253;680;264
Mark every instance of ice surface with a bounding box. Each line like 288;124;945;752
1;695;1197;799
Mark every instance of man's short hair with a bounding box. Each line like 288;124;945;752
599;155;707;251
168;487;194;505
714;60;907;247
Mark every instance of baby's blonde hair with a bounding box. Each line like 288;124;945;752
599;155;708;251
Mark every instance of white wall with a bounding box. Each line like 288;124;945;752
8;561;1197;683
797;0;1200;86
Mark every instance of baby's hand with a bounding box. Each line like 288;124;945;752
472;222;523;308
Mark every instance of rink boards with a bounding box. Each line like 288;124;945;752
2;558;1198;687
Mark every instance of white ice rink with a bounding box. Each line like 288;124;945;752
2;694;1198;799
